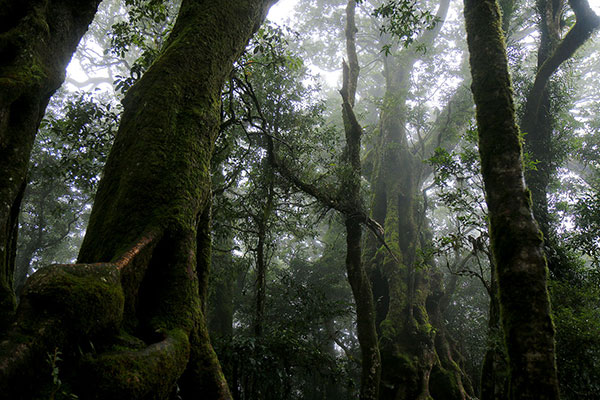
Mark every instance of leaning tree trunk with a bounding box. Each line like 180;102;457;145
0;0;102;331
0;0;275;398
464;0;560;399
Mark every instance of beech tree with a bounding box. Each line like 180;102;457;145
0;0;276;398
464;0;560;398
361;1;474;397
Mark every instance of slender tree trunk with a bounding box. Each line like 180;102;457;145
254;162;274;338
0;1;276;398
464;1;560;398
340;3;381;399
0;0;102;331
208;234;236;339
480;267;509;400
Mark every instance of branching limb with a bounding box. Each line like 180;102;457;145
526;0;600;117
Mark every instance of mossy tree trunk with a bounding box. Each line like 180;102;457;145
362;1;473;398
265;2;382;397
480;263;509;400
340;2;381;399
0;0;102;332
464;0;560;399
0;0;276;398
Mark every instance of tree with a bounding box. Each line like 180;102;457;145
0;0;102;331
521;0;599;276
235;3;384;395
464;0;560;399
358;1;474;397
14;92;117;296
0;0;276;398
338;1;381;397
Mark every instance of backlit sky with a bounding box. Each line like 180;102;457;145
268;0;600;24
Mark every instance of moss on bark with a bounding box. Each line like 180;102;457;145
464;0;560;398
0;1;276;398
362;3;475;398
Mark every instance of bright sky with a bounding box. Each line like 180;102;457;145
267;0;600;23
66;0;600;91
267;0;298;24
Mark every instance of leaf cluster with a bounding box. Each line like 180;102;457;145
109;0;179;93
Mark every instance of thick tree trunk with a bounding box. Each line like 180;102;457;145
464;1;560;399
522;0;562;241
0;0;102;331
361;2;473;398
0;0;275;398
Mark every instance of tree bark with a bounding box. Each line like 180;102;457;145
340;3;381;398
0;0;276;398
362;1;472;398
464;1;560;399
254;161;274;338
0;0;102;332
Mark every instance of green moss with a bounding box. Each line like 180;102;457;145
380;318;397;340
78;328;190;400
429;365;462;400
419;322;434;337
22;263;124;337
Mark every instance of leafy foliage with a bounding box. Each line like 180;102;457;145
552;273;600;400
368;0;439;54
15;92;117;293
109;0;180;93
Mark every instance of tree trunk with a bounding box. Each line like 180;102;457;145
254;161;274;338
0;0;275;398
340;2;381;399
208;235;236;339
0;0;102;332
464;1;560;398
480;268;509;400
361;2;473;398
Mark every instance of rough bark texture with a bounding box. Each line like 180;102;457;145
464;1;560;399
362;1;473;398
0;0;102;332
0;0;275;398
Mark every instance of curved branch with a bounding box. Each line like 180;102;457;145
526;0;600;118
